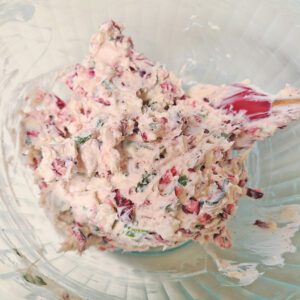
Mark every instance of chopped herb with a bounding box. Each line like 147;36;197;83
101;79;114;90
165;204;173;213
178;175;188;186
112;220;118;229
149;122;158;130
25;137;31;145
35;276;47;286
96;119;104;128
221;132;230;138
195;224;205;229
75;134;92;145
93;225;100;232
199;112;208;118
165;201;180;213
23;273;47;286
125;227;149;238
126;230;135;237
136;171;156;192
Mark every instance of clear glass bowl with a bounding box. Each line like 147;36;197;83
1;0;300;299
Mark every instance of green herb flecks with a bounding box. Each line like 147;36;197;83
195;224;205;229
23;273;47;286
125;227;149;238
165;204;173;213
165;201;180;213
75;134;92;145
25;137;32;145
178;175;188;186
197;112;208;119
101;79;114;90
136;171;157;192
96;119;104;128
149;122;158;130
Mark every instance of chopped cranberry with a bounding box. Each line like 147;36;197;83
95;97;111;106
65;72;76;90
114;189;135;222
160;81;177;93
129;66;136;72
119;120;128;136
182;198;200;215
174;186;183;197
247;188;264;199
88;69;95;78
141;132;148;141
238;179;247;187
55;125;66;138
160;117;168;124
143;199;151;206
170;166;177;176
38;180;48;190
139;70;146;77
204;129;209;134
179;95;187;100
31;157;39;170
213;234;232;248
72;226;86;241
223;203;235;215
247;127;259;135
111;20;121;31
159;170;172;185
75;86;87;97
253;219;270;229
198;213;213;224
188;168;196;173
55;96;66;109
220;84;271;120
26;130;39;138
51;158;66;176
114;189;122;202
203;97;209;103
153;233;168;244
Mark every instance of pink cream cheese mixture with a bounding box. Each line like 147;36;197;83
21;21;300;252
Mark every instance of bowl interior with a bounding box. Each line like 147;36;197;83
1;0;300;299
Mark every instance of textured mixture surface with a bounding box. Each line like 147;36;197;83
21;21;300;251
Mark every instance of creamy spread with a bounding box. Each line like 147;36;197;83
21;21;300;252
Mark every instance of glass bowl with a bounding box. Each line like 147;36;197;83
1;0;300;299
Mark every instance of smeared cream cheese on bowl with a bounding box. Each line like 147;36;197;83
21;20;300;252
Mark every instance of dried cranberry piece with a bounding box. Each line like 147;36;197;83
253;219;270;229
141;132;148;141
51;158;66;176
170;166;177;176
213;233;232;248
182;198;200;215
95;97;111;106
114;189;135;222
159;170;173;185
223;203;235;215
174;186;183;197
247;188;264;199
55;96;66;109
198;213;213;224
